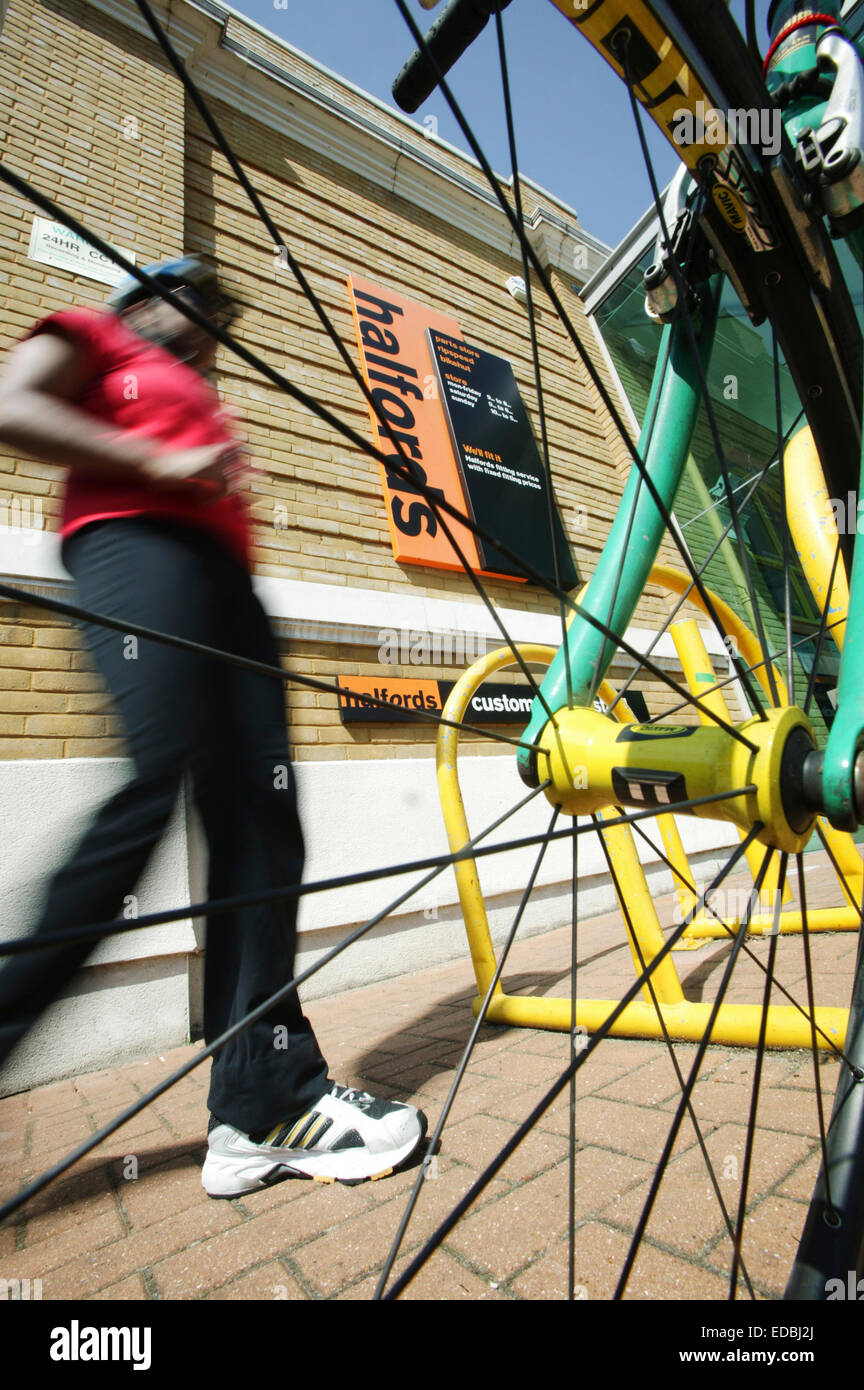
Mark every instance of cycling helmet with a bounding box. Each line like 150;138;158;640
106;256;238;328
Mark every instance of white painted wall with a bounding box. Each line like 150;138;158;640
0;748;740;1093
0;530;742;1091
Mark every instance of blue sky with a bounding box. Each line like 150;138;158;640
229;0;774;249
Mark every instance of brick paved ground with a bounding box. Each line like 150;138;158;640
0;853;858;1301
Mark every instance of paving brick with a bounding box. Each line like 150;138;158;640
597;1053;695;1107
1;1207;124;1278
439;1112;570;1182
291;1163;504;1295
705;1195;809;1298
774;1146;822;1203
88;1272;150;1300
115;1156;209;1230
2;848;853;1301
10;1201;242;1298
510;1224;729;1301
607;1122;814;1258
447;1147;651;1281
204;1261;307;1301
535;1093;702;1162
150;1195;341;1297
19;1187;119;1249
21;1079;82;1119
375;1248;509;1301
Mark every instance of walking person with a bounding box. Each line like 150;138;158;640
0;258;425;1196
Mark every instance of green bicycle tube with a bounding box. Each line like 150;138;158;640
822;383;864;829
517;276;722;786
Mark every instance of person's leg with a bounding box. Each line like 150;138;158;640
0;518;225;1070
195;554;425;1197
187;547;328;1137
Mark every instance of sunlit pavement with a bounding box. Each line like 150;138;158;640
0;852;857;1301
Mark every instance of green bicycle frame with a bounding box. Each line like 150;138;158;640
519;3;864;834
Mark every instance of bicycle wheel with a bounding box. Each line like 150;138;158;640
0;0;862;1305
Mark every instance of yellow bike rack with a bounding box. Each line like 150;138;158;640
436;565;857;1050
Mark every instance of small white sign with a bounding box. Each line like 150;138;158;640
28;216;135;287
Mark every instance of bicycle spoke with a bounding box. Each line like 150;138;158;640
795;852;837;1220
803;538;844;718
372;805;562;1299
773;330;796;702
568;820;580;1300
381;827;766;1298
606;440;786;718
389;0;773;724
728;854;786;1299
0;780;551;1224
0;161;562;727
614;843;776;1299
0;580;535;754
494;11;572;704
627;817;853;1067
815;822;864;927
646;618;846;729
591;814;756;1299
0;786;760;962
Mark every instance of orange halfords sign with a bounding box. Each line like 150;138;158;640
336;676;540;724
347;275;490;575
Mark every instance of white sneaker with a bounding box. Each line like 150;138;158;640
201;1083;427;1197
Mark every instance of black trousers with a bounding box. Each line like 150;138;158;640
0;517;329;1135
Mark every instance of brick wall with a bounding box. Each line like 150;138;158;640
0;0;709;766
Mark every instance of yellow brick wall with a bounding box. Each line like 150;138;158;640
0;0;714;764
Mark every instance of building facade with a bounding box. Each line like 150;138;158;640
0;0;737;1090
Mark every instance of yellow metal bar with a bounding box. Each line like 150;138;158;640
650;564;787;707
437;644;558;999
683;905;861;937
436;574;854;1051
594;811;685;1006
816;816;863;908
478;993;847;1050
784;425;849;653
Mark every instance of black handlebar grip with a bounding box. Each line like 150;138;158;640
392;0;514;114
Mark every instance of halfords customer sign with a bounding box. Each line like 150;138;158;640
337;676;537;724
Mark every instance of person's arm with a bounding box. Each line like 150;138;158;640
0;332;235;490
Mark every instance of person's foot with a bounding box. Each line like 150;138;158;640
201;1083;427;1198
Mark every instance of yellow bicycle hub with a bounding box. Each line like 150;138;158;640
538;704;818;855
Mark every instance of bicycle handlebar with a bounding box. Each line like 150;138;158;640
392;0;513;114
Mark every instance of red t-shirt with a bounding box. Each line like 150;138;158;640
26;308;251;569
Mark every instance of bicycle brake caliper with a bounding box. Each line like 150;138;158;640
796;27;864;232
643;164;702;323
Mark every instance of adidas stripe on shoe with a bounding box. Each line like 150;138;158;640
201;1083;427;1197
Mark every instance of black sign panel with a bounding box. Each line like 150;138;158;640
337;679;651;726
427;330;579;588
337;677;538;724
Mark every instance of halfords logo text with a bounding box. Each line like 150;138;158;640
50;1321;151;1371
671;102;781;157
